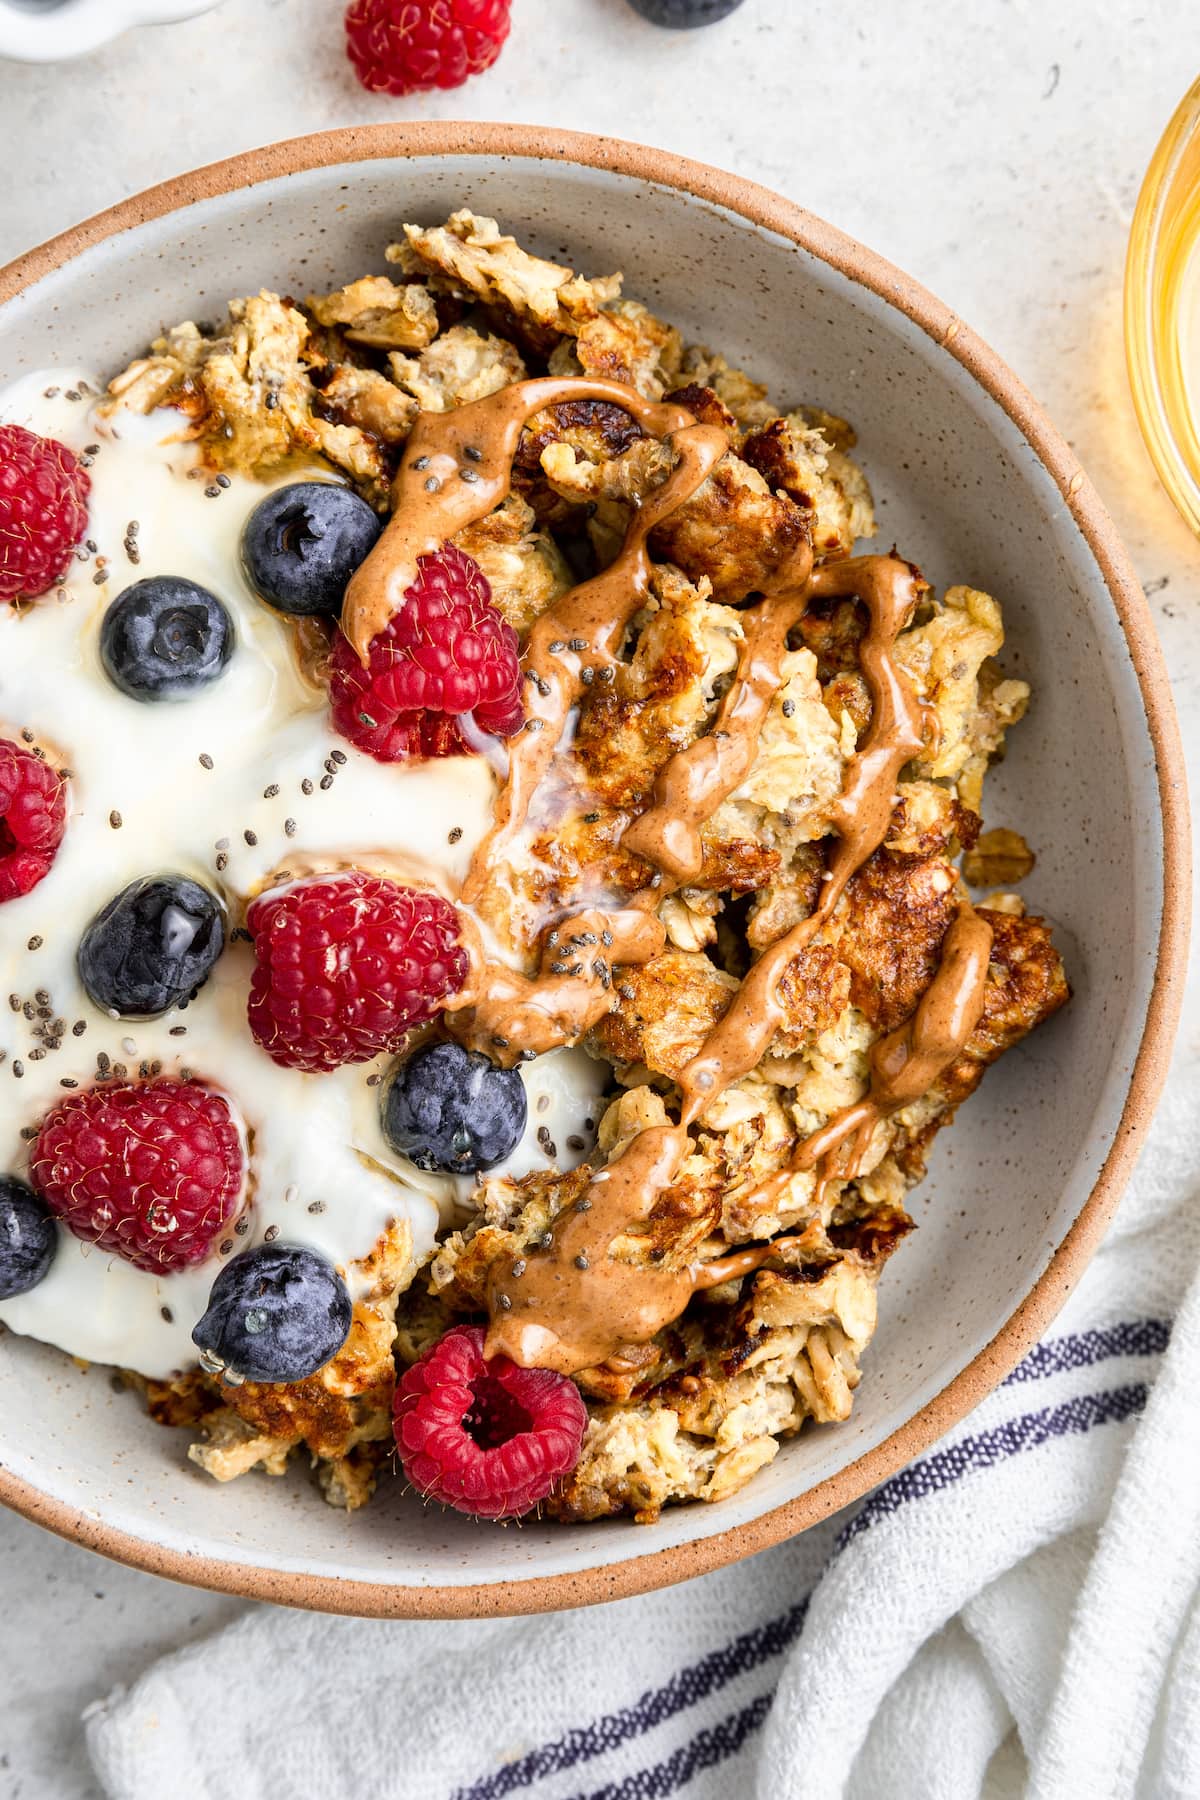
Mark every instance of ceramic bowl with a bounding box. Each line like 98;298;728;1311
0;0;218;64
0;125;1187;1617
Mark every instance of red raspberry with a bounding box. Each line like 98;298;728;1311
0;424;90;602
394;1324;587;1519
330;544;522;763
31;1080;244;1274
0;738;67;903
247;873;468;1073
345;0;511;96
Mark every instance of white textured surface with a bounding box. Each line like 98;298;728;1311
0;2;1196;1796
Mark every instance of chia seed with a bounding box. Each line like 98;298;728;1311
109;810;122;830
199;753;214;770
447;826;462;844
284;818;297;838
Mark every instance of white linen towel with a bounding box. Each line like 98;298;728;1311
84;1064;1200;1800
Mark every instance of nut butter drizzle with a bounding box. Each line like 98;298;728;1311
342;383;994;1378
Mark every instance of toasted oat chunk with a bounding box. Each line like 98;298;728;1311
705;644;849;867
318;365;418;444
539;432;812;603
591;948;739;1080
391;211;622;350
741;412;876;561
549;298;684;399
649;452;812;602
832;848;962;1033
885;780;980;858
547;1258;879;1521
679;345;776;430
105;291;392;497
571;566;741;810
896;586;1030;802
453;493;573;634
389;323;527;412
307;275;438;350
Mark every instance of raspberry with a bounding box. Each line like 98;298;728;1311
394;1324;587;1519
345;0;511;96
246;873;468;1073
0;738;67;903
330;544;522;763
30;1080;244;1274
0;424;90;602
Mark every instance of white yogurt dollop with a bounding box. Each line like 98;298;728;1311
0;372;608;1378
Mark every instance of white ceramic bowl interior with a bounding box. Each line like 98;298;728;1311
0;138;1181;1613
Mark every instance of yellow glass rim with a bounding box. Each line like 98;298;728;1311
1124;74;1200;539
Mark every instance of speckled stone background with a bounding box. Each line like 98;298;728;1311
1;2;1197;1795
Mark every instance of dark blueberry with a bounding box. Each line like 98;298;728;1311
192;1243;352;1384
100;577;234;701
78;874;225;1018
0;1176;56;1300
626;0;744;24
240;482;383;617
382;1040;527;1175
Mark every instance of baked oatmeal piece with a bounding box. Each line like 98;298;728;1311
0;208;1067;1527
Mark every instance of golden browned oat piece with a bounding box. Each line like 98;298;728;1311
104;212;1067;1520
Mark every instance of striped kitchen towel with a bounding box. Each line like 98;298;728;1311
85;1078;1200;1800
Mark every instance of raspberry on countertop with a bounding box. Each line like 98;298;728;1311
345;0;512;97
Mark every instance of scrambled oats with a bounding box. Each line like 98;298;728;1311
106;214;1068;1520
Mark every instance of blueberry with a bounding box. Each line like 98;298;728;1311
0;1177;56;1300
192;1244;352;1384
382;1040;527;1174
78;874;225;1018
100;576;234;701
626;0;744;24
240;482;383;617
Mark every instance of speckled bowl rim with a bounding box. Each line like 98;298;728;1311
0;123;1189;1619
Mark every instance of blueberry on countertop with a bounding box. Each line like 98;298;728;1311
382;1040;527;1175
192;1244;353;1384
0;1177;57;1300
626;0;745;25
78;874;225;1018
240;482;383;617
100;576;234;701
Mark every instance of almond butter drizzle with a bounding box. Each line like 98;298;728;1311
342;381;996;1377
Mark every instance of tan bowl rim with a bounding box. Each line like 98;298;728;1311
0;122;1190;1619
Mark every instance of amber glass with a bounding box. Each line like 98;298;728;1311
1125;78;1200;537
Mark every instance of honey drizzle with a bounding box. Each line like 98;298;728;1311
343;381;994;1377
